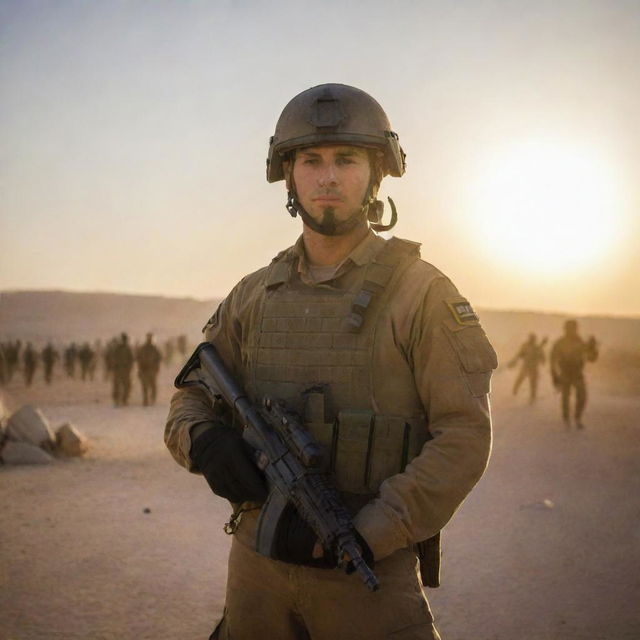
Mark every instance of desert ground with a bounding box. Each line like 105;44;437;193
1;331;639;639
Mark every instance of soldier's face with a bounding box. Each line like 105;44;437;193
292;145;371;226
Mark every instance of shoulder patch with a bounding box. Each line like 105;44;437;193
446;298;480;326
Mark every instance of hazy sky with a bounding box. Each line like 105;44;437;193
2;0;639;316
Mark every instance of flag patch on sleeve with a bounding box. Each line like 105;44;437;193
447;299;480;326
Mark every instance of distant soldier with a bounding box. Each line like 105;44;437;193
163;338;175;366
77;342;95;381
136;332;162;406
176;334;188;358
88;340;101;381
550;319;598;429
23;342;38;386
508;333;547;403
41;342;59;384
5;340;21;382
0;343;7;386
104;337;118;381
111;333;134;406
64;343;78;378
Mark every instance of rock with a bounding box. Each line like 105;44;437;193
6;405;56;450
55;423;89;457
1;440;54;465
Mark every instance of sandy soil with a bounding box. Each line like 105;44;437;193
1;363;639;640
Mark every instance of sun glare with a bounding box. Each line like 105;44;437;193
468;139;623;275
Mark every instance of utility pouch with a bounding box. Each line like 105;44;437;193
442;316;498;397
415;532;441;588
333;410;375;494
304;391;336;473
332;411;428;494
366;415;412;492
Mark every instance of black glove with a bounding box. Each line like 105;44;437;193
190;422;268;504
273;504;334;568
272;504;374;572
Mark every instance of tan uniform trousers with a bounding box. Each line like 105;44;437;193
212;537;441;640
560;376;587;421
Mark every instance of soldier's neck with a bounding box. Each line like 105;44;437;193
302;222;369;267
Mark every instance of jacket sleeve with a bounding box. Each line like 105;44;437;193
164;292;243;472
353;275;497;561
164;385;216;471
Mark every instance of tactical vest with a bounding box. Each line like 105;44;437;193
244;238;430;503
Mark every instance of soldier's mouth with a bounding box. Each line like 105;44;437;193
313;196;342;203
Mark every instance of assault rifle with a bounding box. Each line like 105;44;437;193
175;342;380;592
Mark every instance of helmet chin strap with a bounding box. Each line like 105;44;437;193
285;191;368;237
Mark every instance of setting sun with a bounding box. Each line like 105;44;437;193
468;139;624;275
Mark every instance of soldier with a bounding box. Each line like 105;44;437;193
5;340;21;382
163;337;175;366
508;333;547;402
103;337;118;381
136;332;162;406
63;343;78;378
165;84;497;640
22;342;38;387
41;342;59;385
88;339;101;381
77;342;95;381
550;319;598;429
0;343;6;386
111;333;134;407
176;334;188;358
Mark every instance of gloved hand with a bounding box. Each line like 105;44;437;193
272;504;374;571
190;421;268;504
273;505;334;568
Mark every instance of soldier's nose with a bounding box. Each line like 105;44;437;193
318;166;338;186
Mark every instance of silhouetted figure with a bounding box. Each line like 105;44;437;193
64;343;78;378
136;332;162;406
5;340;21;382
41;342;59;384
550;320;598;429
111;333;134;407
163;338;175;366
104;337;118;381
23;342;38;386
77;343;95;381
176;334;188;358
88;340;101;381
0;344;7;386
508;333;547;403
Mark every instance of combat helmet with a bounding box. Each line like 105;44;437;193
267;83;405;183
267;84;406;235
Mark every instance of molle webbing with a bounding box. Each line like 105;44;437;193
251;236;424;419
249;236;428;498
348;237;421;331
